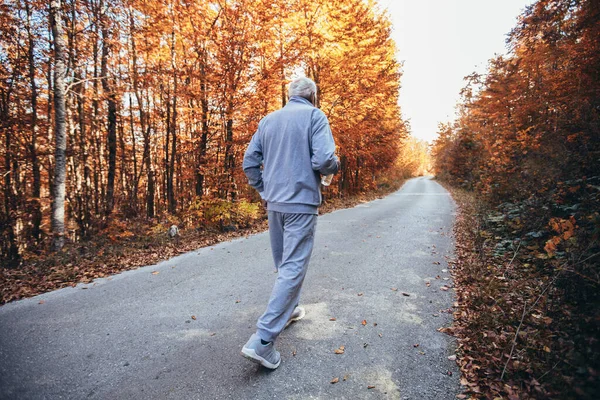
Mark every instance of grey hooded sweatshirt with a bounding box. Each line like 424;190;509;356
243;96;339;215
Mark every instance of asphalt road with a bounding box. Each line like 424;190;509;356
0;176;459;400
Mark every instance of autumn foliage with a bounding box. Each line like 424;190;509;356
433;0;599;398
0;0;409;263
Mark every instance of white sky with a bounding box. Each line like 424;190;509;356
378;0;535;143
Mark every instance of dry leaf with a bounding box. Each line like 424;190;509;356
367;385;375;389
391;288;398;291
373;322;377;326
191;315;197;320
334;345;345;354
38;300;45;304
378;333;383;338
210;332;216;336
440;286;449;291
543;346;551;353
402;292;410;296
329;317;337;321
448;354;456;361
361;319;367;325
358;292;363;296
151;271;159;275
331;377;339;384
413;343;420;347
433;261;441;265
343;375;349;381
426;281;431;287
292;350;297;356
235;300;241;303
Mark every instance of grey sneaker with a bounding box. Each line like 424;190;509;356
241;334;281;369
285;306;306;328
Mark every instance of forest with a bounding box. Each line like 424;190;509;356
433;0;599;398
1;0;428;267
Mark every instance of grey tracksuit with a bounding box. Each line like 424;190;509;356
243;96;339;342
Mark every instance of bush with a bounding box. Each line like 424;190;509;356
185;198;261;231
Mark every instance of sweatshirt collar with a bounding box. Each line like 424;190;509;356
288;96;314;106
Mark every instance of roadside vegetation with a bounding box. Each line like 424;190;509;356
433;1;599;398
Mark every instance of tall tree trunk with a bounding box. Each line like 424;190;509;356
195;48;208;198
50;0;67;251
167;24;177;213
144;126;154;218
101;15;117;216
25;0;42;241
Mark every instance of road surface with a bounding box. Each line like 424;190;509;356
0;176;459;399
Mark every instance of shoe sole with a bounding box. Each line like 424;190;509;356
285;307;306;329
241;347;281;370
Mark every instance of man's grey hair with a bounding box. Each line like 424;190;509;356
288;77;317;100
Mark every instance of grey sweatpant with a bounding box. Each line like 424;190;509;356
256;211;317;342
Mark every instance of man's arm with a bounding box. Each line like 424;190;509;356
243;131;265;194
310;110;340;175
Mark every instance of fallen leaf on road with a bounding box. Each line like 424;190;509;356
361;320;367;325
367;385;375;389
426;281;431;287
448;354;456;361
334;345;345;354
39;300;45;304
152;271;159;275
446;370;453;376
191;315;197;320
402;292;410;296
331;377;339;384
358;292;363;296
433;261;441;265
378;333;383;337
440;286;449;291
343;375;349;381
391;288;398;291
373;322;377;326
413;343;420;347
235;300;241;303
292;350;297;356
329;317;336;321
210;332;216;336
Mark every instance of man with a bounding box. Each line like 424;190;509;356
241;76;339;369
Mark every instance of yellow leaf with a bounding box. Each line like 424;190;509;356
543;346;551;353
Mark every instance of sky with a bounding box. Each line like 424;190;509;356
378;0;535;143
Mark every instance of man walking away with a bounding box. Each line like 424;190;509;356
241;76;339;369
